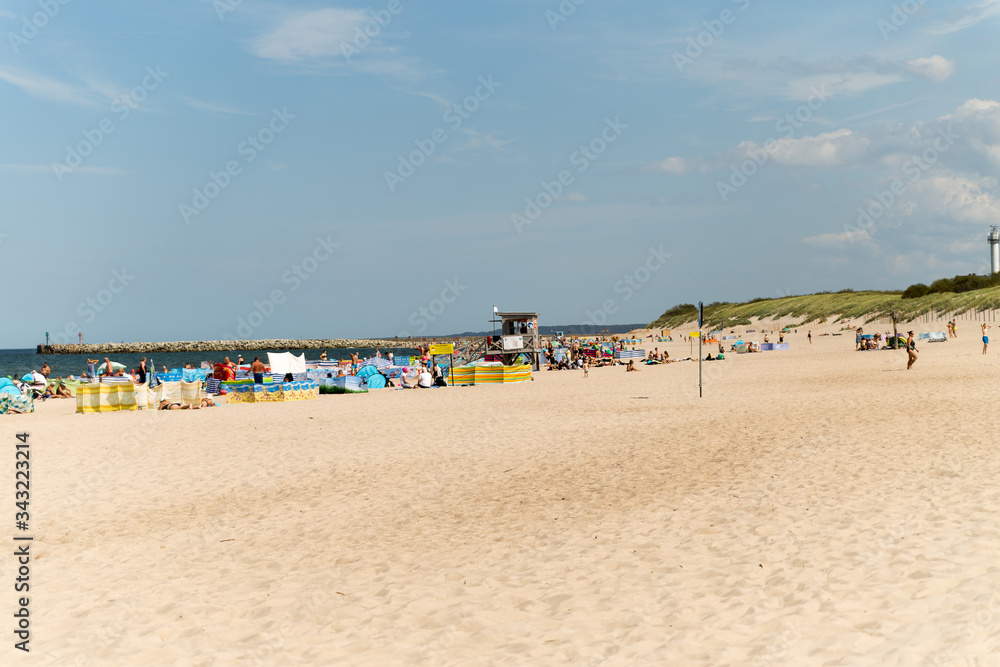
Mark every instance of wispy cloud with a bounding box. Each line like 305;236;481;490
180;95;253;115
804;229;872;246
253;8;371;61
250;7;429;83
0;67;100;107
929;0;1000;34
454;128;512;153
0;164;128;176
0;8;16;20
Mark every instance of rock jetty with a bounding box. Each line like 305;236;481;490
37;339;438;355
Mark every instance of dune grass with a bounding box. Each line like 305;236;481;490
649;286;1000;330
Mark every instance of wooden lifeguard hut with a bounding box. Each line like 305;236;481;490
496;311;541;371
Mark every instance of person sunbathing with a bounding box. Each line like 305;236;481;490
159;400;195;410
56;382;72;398
626;360;640;372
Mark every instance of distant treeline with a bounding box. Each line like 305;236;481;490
902;273;1000;299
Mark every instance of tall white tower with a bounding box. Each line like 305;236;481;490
990;226;1000;274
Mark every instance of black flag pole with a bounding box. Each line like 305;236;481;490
698;301;703;398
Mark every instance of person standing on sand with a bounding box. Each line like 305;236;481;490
251;357;266;384
906;331;918;370
982;323;991;354
808;330;812;344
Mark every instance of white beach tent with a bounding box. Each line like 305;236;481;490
267;352;307;376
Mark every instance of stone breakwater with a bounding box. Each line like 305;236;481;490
37;339;436;355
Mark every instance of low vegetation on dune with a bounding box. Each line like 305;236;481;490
650;282;1000;330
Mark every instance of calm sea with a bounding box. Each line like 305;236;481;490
0;347;420;380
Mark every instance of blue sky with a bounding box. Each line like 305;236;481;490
2;0;999;347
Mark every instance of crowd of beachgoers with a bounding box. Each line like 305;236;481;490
2;327;819;414
2;343;460;412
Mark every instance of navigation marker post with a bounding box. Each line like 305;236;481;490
698;301;703;398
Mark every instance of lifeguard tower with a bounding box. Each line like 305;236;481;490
454;309;542;371
496;311;541;371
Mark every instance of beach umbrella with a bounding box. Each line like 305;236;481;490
97;361;126;373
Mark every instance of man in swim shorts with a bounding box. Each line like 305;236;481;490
251;357;266;384
982;323;991;355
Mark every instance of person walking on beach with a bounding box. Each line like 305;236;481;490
808;330;812;344
982;323;991;354
251;357;266;384
906;331;918;370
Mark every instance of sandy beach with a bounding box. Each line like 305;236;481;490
8;321;1000;665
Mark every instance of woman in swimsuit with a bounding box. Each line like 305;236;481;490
906;331;918;370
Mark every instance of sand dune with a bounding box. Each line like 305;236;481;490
7;321;1000;664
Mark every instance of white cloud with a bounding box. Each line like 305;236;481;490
745;129;870;167
0;9;16;20
907;173;1000;223
642;157;686;174
903;55;956;83
253;8;373;62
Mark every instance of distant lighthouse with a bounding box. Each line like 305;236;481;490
991;226;1000;274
